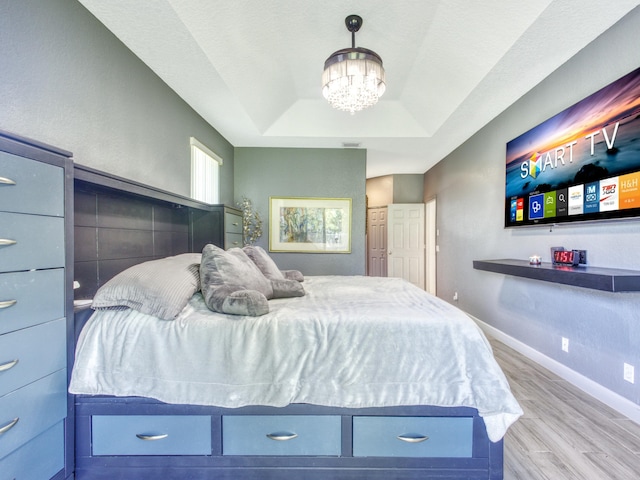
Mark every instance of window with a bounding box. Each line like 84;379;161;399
190;137;222;204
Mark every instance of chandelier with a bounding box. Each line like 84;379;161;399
322;15;386;114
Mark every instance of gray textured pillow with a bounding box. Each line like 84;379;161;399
243;245;284;280
224;247;274;298
241;246;304;297
271;278;305;298
91;253;201;320
282;269;304;282
221;287;269;316
244;245;304;284
200;244;273;316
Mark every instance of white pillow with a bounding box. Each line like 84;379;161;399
92;253;201;320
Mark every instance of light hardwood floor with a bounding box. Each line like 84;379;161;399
491;339;640;480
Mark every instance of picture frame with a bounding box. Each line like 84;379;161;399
269;197;352;253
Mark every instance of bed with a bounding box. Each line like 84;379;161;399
69;168;521;479
69;260;521;478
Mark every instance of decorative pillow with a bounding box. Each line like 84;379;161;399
271;278;305;298
244;245;305;282
243;245;284;280
200;244;273;316
91;253;201;320
224;247;274;298
282;269;304;282
203;284;269;317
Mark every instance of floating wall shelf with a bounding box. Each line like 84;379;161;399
473;259;640;293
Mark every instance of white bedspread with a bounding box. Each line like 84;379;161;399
69;276;522;441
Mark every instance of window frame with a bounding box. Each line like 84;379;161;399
190;137;222;204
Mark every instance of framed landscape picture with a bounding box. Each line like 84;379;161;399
269;197;351;253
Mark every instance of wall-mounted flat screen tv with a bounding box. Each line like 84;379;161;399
505;66;640;227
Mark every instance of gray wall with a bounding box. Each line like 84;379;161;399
366;175;394;207
234;147;367;275
366;174;424;206
392;174;424;203
424;7;640;406
1;0;234;203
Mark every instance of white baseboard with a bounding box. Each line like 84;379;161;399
471;315;640;425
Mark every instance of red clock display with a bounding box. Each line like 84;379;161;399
553;249;577;266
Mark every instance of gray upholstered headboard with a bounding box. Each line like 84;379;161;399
73;164;222;299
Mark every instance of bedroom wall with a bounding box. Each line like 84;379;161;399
366;174;424;206
234;147;367;276
0;0;234;203
424;7;640;410
392;174;424;203
366;175;394;207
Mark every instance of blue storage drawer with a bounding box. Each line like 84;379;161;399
0;269;65;335
0;212;65;272
92;415;212;456
223;415;342;456
0;151;64;217
225;233;243;249
225;211;242;234
0;369;67;459
0;421;64;480
353;416;473;458
0;318;66;397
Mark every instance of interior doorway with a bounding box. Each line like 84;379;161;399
387;203;425;290
366;207;387;277
425;198;437;295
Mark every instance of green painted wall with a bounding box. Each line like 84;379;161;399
234;147;367;275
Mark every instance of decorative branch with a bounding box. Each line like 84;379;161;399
237;196;263;246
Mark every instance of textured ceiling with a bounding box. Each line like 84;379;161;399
77;0;639;178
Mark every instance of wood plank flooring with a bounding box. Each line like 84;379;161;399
491;338;640;480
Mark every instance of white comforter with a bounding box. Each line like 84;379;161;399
69;275;522;441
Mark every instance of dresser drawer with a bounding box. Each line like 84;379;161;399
225;211;242;234
0;318;66;397
0;369;67;459
92;415;212;456
0;421;64;480
225;232;243;249
0;212;65;273
352;416;473;458
0;150;64;217
0;269;65;335
223;415;341;456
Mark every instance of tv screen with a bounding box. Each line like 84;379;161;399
505;66;640;227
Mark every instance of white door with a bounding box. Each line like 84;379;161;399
367;207;387;277
425;198;437;295
387;204;425;289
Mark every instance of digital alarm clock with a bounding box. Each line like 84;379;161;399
550;247;587;266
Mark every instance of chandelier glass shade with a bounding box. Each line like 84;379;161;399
322;15;385;114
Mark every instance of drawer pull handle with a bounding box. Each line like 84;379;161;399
136;433;169;441
0;299;17;309
266;431;298;441
0;359;19;372
232;222;239;226
397;433;429;443
0;418;19;435
0;176;16;185
0;239;17;246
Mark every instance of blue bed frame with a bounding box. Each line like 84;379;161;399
74;396;503;479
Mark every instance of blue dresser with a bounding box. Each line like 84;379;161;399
0;131;73;480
